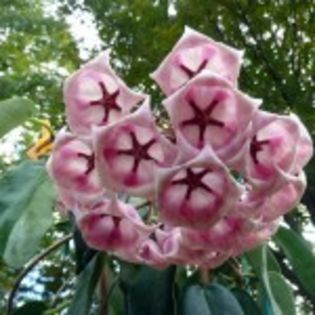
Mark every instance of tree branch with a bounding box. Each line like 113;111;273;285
222;0;292;107
7;234;72;315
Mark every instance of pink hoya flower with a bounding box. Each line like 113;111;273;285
181;214;249;253
140;227;183;269
245;171;306;223
232;220;279;256
151;26;244;96
157;145;242;230
93;98;177;198
77;198;152;262
245;110;313;193
163;71;260;166
64;50;144;135
47;130;104;201
48;26;313;270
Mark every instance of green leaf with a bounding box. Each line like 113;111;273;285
0;161;55;268
182;285;211;315
73;226;97;274
232;288;262;315
0;97;35;137
67;253;104;315
106;267;124;315
274;226;315;297
13;301;47;315
246;245;295;315
205;283;244;315
265;271;295;315
246;245;281;276
182;283;244;315
120;264;176;315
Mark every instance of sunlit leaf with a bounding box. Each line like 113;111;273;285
0;97;35;138
274;226;315;297
0;161;55;268
246;245;296;315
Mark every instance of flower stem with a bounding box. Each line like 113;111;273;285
200;267;210;285
6;233;72;315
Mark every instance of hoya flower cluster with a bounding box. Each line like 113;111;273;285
48;27;313;269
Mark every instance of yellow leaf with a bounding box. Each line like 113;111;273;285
27;120;54;160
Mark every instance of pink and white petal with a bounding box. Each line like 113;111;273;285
157;146;243;230
233;221;279;255
163;71;260;164
64;50;144;135
151;26;243;95
77;199;150;254
181;214;248;253
94;99;177;198
246;112;301;190
48;130;104;197
139;239;170;269
260;171;306;222
290;114;313;173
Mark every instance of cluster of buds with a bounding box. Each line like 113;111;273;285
48;27;313;269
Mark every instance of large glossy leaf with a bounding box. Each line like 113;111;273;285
0;161;55;268
246;245;295;315
246;245;281;275
274;226;315;297
232;288;262;315
67;253;104;315
183;285;211;315
0;97;35;138
205;284;244;315
266;271;295;315
120;264;176;315
182;283;244;315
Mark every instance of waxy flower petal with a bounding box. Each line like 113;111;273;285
64;51;144;135
163;71;260;165
47;130;104;198
139;228;183;268
151;26;243;95
94;98;177;198
77;198;151;256
232;221;279;256
157;146;243;230
245;110;312;192
181;215;249;252
258;172;306;223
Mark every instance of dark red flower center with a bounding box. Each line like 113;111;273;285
89;81;121;123
118;132;159;173
77;152;95;174
171;168;213;200
179;59;208;79
250;135;269;164
181;97;224;146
